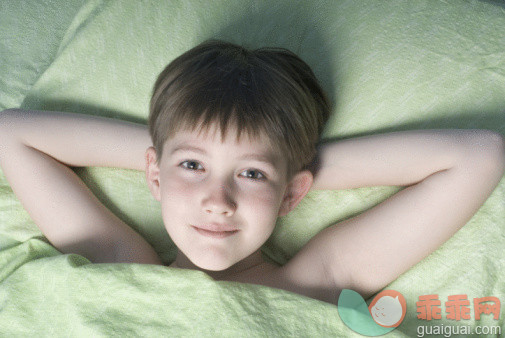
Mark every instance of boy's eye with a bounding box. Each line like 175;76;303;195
240;169;265;180
179;161;265;181
180;160;203;171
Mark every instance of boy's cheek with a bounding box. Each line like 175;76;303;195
244;192;283;219
161;176;194;197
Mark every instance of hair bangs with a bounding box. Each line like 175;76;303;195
148;39;330;180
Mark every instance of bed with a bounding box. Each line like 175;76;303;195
1;0;504;336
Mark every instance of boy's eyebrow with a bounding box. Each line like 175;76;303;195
170;145;279;169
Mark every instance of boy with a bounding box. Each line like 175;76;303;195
0;40;504;306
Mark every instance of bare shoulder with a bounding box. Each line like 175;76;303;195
230;252;340;306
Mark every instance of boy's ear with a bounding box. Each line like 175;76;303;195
278;170;313;217
145;146;161;202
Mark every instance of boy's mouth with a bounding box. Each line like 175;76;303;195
191;225;239;238
192;223;239;232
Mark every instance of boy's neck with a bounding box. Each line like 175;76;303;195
170;249;266;280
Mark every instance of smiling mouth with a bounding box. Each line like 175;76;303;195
191;226;239;238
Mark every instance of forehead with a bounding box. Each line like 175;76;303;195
165;123;285;167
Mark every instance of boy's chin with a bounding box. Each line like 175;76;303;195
188;255;237;272
194;259;235;272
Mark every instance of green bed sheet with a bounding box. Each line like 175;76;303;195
1;0;504;336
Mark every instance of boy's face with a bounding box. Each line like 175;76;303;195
145;122;312;271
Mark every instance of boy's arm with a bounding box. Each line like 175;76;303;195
0;109;151;170
283;129;505;300
0;108;162;264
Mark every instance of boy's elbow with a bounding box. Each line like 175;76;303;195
485;129;505;150
485;130;505;174
462;130;505;174
0;108;21;129
0;108;19;117
0;109;10;124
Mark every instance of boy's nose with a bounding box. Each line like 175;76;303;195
202;182;237;216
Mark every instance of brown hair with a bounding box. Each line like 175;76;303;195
148;39;330;181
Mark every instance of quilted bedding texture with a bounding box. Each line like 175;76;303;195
1;0;504;336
